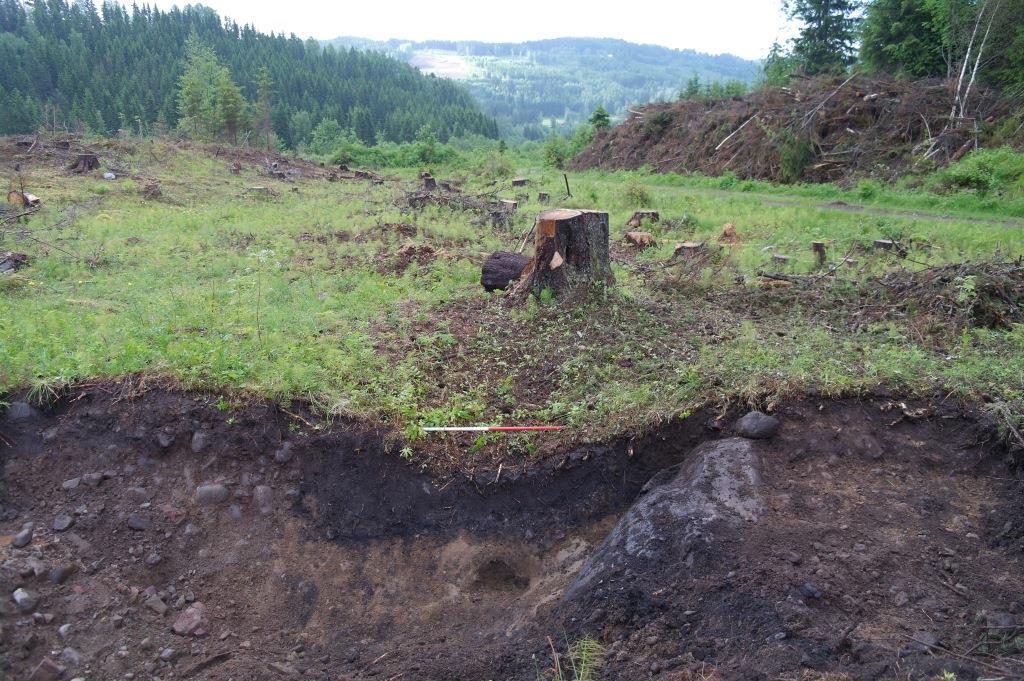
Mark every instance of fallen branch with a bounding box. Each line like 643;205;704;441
1;208;39;225
802;73;858;128
716;114;758;152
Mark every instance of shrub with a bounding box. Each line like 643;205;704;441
778;133;814;184
474;153;513;182
644;111;674;138
624;179;652;207
931;147;1024;197
857;179;882;200
717;171;740;189
544;136;570;168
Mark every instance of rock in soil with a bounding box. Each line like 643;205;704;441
191;430;210;453
195;483;229;505
126;513;151;531
253;485;274;514
274;442;293;464
735;410;781;439
172;602;206;636
12;527;32;547
27;657;63;681
52;513;74;532
13;587;39;612
144;594;168;615
4;401;36;421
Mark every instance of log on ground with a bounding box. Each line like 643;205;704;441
481;251;531;292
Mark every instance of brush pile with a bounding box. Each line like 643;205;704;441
572;75;1015;184
877;260;1024;333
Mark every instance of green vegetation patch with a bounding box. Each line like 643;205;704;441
3;141;1024;466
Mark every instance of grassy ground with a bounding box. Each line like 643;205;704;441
2;138;1024;468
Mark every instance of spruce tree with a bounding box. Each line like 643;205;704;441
861;0;945;77
588;105;611;130
785;0;862;74
254;66;274;150
216;67;246;143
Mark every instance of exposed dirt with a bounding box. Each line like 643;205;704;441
572;75;1015;184
1;385;1022;680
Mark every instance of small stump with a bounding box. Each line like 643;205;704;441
67;153;100;174
6;190;40;207
628;210;659;226
674;241;706;257
811;241;827;268
624;231;656;249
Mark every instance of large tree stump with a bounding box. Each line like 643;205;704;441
67;153;99;173
481;251;530;292
516;208;614;299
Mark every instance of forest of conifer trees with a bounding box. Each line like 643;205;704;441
0;0;499;145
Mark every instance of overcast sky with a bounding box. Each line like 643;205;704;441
146;0;793;60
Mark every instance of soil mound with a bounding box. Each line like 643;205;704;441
572;75;1014;184
1;385;1022;680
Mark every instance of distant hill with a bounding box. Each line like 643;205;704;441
0;2;497;145
327;36;760;139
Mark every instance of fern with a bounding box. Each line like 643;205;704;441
567;637;605;681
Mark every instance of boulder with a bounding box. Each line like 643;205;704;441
564;438;762;601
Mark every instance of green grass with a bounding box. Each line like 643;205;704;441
3;139;1024;464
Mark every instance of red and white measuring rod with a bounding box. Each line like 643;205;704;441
422;425;564;432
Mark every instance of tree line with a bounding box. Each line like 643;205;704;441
0;0;499;146
765;0;1024;97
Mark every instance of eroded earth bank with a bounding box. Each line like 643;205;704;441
2;386;1023;680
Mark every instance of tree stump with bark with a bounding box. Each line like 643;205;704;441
514;208;614;299
423;175;437;191
67;153;99;174
481;251;530;292
7;190;40;207
627;210;659;227
811;241;827;268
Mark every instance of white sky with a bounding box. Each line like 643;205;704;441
145;0;793;60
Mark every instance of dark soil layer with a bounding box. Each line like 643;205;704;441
1;384;1022;680
571;75;1014;183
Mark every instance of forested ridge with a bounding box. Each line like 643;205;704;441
330;36;760;139
0;0;499;144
